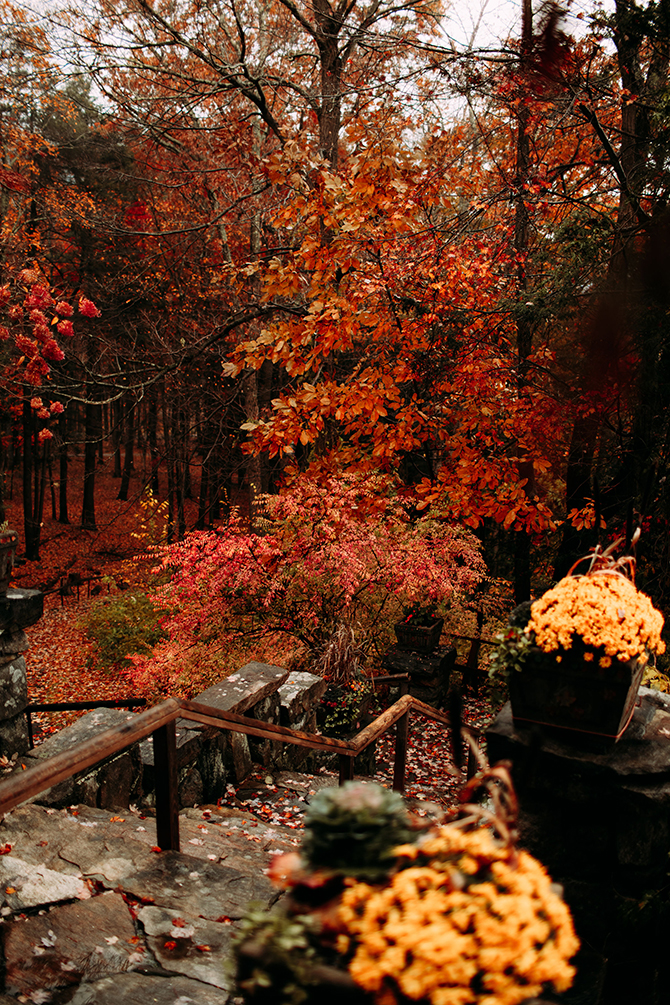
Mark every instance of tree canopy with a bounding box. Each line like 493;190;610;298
2;0;670;603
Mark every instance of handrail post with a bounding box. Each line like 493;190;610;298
338;753;354;786
466;742;477;781
153;720;180;851
393;678;409;793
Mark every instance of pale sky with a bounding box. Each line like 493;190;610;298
442;0;613;50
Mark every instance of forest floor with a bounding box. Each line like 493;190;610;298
3;457;501;766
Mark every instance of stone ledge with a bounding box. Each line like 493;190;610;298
21;708;143;810
194;661;289;715
21;662;328;811
0;589;43;632
279;671;326;730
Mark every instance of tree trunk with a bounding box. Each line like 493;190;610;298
148;390;160;496
163;392;176;542
314;0;343;169
117;396;135;501
197;451;210;530
174;407;186;539
58;408;70;524
112;396;122;478
556;1;670;577
47;455;57;520
512;0;533;604
22;395;40;560
81;400;100;530
242;369;262;527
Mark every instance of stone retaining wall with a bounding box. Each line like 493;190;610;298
20;663;326;811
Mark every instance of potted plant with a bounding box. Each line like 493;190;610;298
394;604;445;653
489;537;666;740
231;774;579;1004
0;520;19;596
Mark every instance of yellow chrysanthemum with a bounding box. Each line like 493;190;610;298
526;571;665;664
338;824;579;1005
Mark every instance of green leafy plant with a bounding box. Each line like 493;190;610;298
301;781;417;879
230;909;323;1005
488;600;534;702
80;589;169;672
318;679;373;736
488;623;534;683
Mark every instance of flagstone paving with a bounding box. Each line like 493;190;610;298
0;772;337;1004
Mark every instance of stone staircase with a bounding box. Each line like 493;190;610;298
0;659;464;1003
0;768;340;1004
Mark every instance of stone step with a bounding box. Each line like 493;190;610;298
0;795;308;1003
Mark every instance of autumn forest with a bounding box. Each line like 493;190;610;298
2;0;670;699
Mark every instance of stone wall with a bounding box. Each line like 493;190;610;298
0;590;44;757
20;663;326;811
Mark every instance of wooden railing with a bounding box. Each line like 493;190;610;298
0;686;475;852
25;698;148;748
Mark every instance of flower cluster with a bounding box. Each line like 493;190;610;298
526;571;665;665
234;781;579;1005
338;825;578;1005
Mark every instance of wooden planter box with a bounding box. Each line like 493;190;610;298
394;617;444;652
509;645;646;741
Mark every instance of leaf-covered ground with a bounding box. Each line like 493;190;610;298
4;457;198;738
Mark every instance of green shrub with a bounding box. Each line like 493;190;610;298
80;590;169;671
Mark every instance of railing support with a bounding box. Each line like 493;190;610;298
153;721;180;851
338;754;354;785
393;679;409;793
466;744;478;781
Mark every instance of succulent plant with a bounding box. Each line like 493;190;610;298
302;781;416;879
